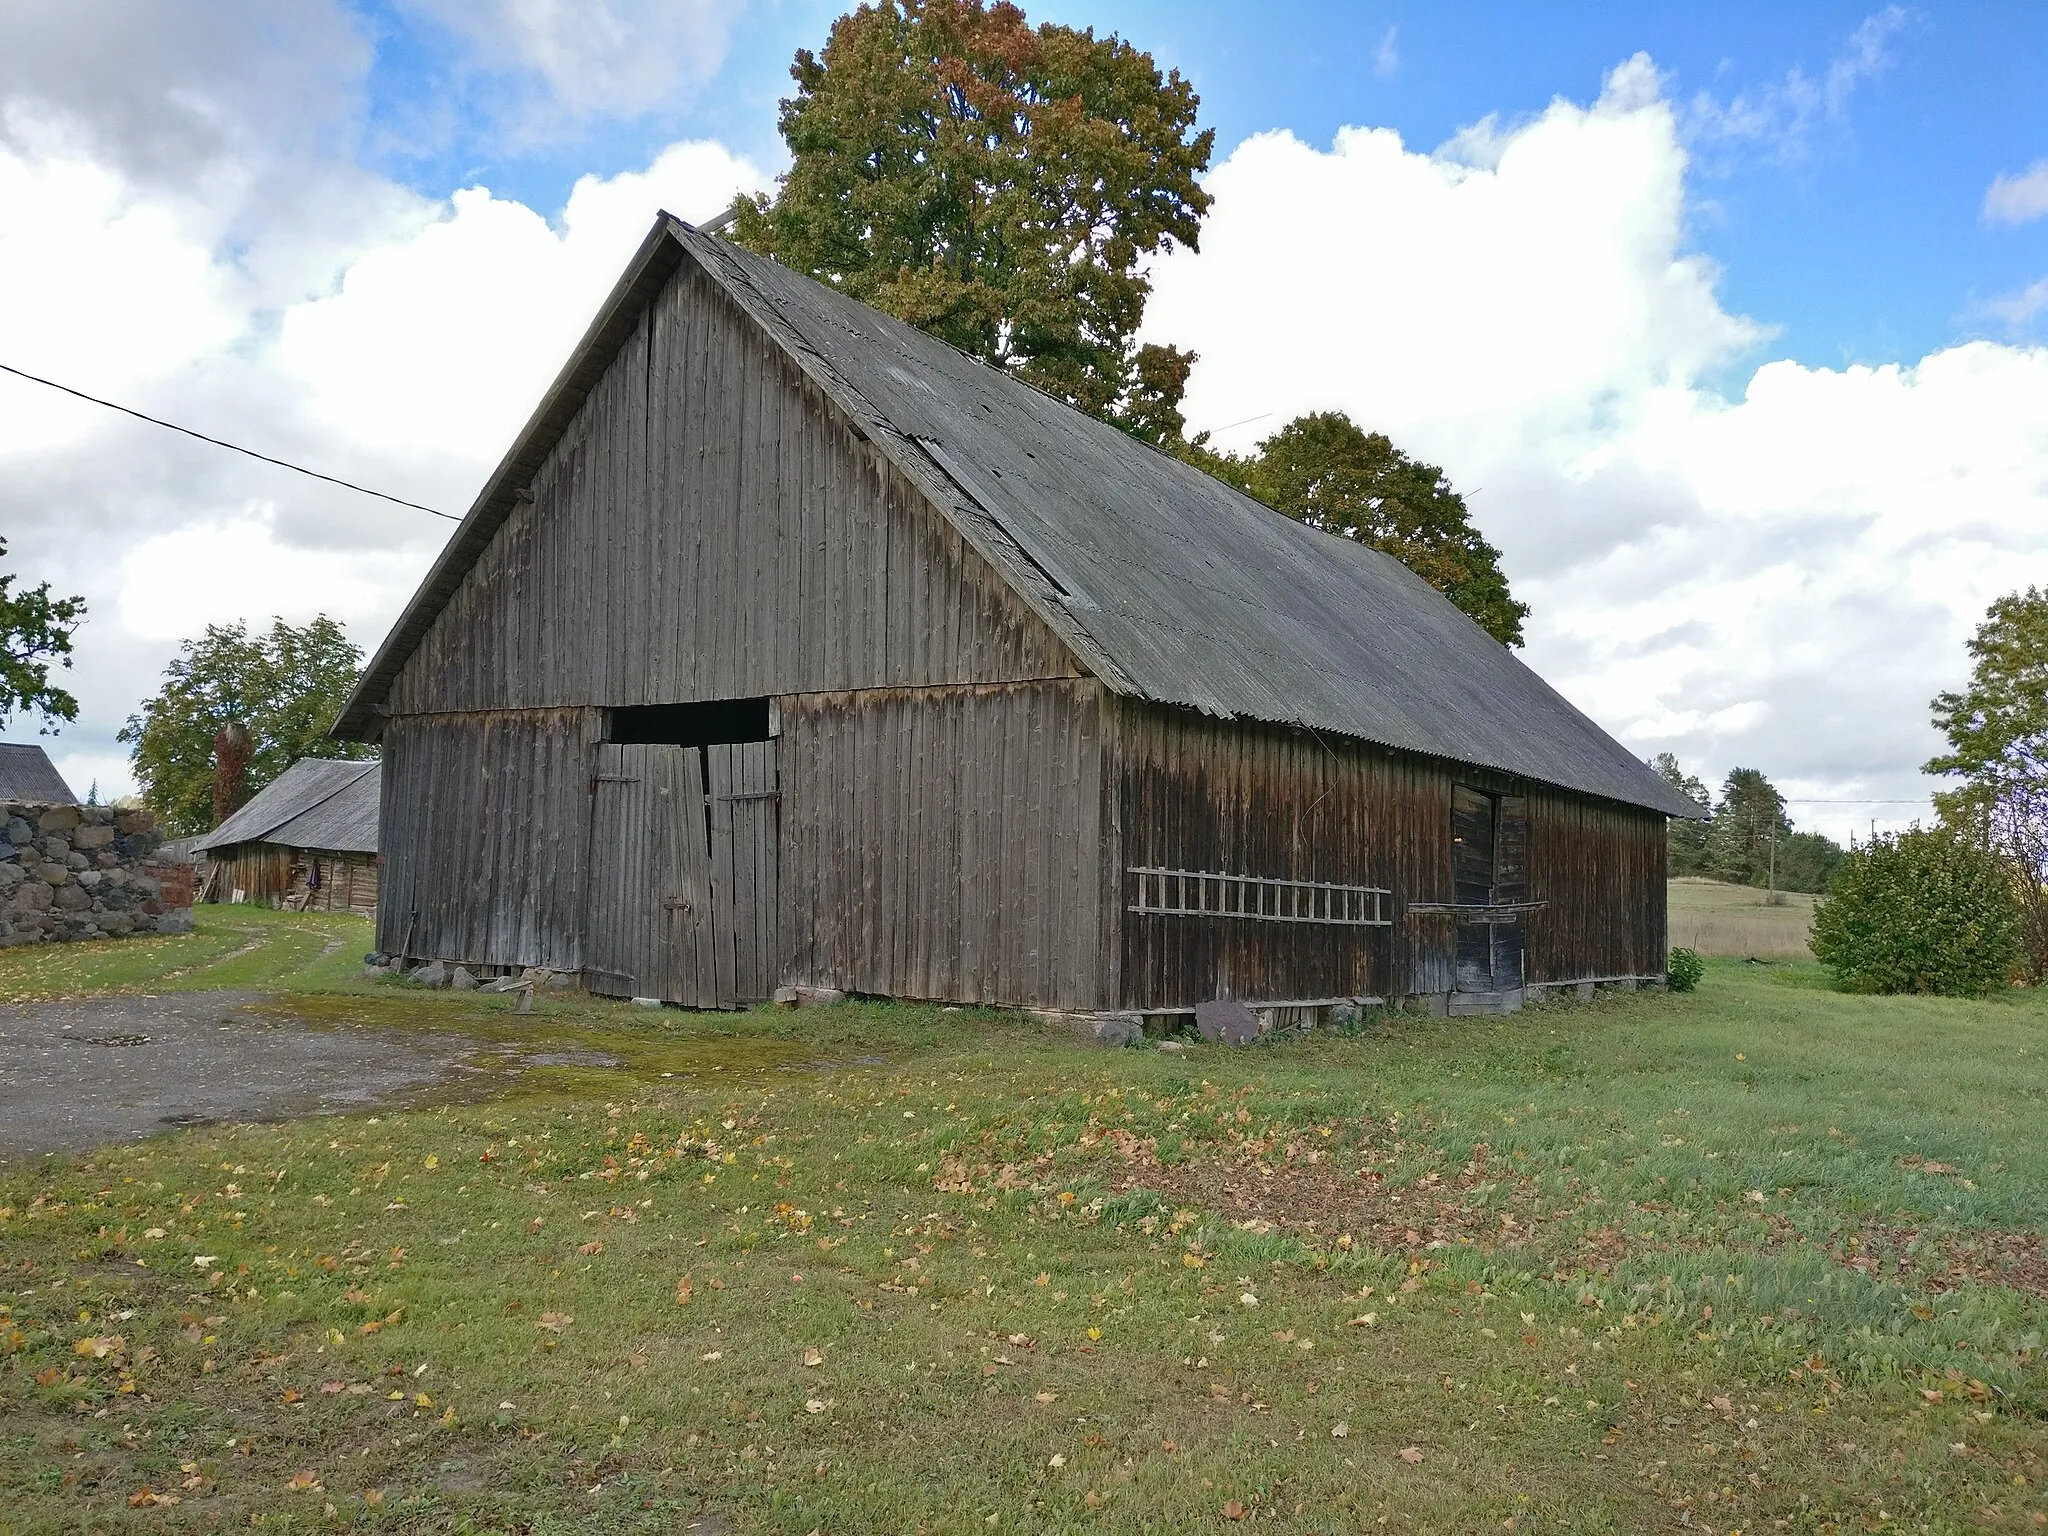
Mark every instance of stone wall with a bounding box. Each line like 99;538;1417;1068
0;802;195;945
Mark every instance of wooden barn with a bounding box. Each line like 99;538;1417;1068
0;743;78;803
192;758;380;917
334;214;1695;1021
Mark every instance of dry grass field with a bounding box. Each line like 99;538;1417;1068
1668;876;1818;959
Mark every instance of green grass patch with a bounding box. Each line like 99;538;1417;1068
0;905;375;1002
0;944;2043;1532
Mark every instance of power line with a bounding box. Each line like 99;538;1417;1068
0;361;459;522
1784;798;1932;805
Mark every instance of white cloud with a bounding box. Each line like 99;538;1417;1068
278;140;763;456
1983;275;2048;329
400;0;742;121
1373;26;1399;79
1682;6;1906;165
0;103;764;797
1984;159;2048;227
1145;56;2048;844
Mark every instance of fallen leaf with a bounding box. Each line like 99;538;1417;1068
1223;1499;1248;1520
191;1256;217;1268
578;1241;604;1256
320;1381;347;1394
73;1335;124;1360
802;1348;824;1368
537;1312;573;1332
280;1388;303;1404
362;1489;385;1508
675;1277;693;1305
1048;1453;1066;1469
1332;1422;1349;1438
34;1367;63;1387
1396;1447;1424;1465
1349;1314;1378;1327
1921;1389;1944;1403
701;1351;723;1362
1239;1293;1259;1307
805;1398;830;1414
1034;1390;1059;1404
285;1469;322;1492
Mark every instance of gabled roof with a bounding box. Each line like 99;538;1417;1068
338;215;1693;818
0;743;78;803
193;758;379;855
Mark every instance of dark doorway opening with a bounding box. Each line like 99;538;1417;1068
609;697;771;747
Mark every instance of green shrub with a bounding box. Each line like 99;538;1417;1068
1808;827;2021;996
1666;947;1705;992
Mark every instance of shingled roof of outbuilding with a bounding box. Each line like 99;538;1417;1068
0;743;78;803
193;758;379;855
337;215;1694;818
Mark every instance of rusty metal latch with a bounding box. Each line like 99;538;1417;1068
717;790;781;803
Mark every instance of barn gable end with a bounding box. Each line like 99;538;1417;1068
385;257;1081;718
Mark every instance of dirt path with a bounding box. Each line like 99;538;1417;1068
0;991;483;1162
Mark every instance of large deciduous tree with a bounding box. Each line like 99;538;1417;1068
1927;586;2048;982
119;616;375;835
0;537;86;732
733;0;1213;435
1197;412;1530;646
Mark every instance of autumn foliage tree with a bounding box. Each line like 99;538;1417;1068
734;0;1213;436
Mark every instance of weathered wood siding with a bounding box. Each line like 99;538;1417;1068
373;251;1089;980
384;260;1077;717
1109;702;1425;1008
779;680;1103;1010
1522;784;1668;982
376;709;601;969
1107;701;1667;1008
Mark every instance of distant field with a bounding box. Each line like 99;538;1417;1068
1668;876;1818;959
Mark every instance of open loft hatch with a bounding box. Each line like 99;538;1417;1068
607;697;776;746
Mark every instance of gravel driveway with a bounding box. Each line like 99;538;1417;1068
0;991;485;1161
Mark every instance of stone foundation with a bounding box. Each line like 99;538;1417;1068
0;801;194;946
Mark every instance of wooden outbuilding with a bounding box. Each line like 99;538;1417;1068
335;214;1695;1021
192;758;380;917
0;744;78;804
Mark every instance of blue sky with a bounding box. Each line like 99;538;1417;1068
352;0;2048;372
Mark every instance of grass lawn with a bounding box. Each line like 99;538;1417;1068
1;913;2044;1533
1668;880;1820;961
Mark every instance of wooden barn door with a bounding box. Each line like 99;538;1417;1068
1451;787;1497;992
706;741;780;1006
1450;787;1529;994
584;745;715;1003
